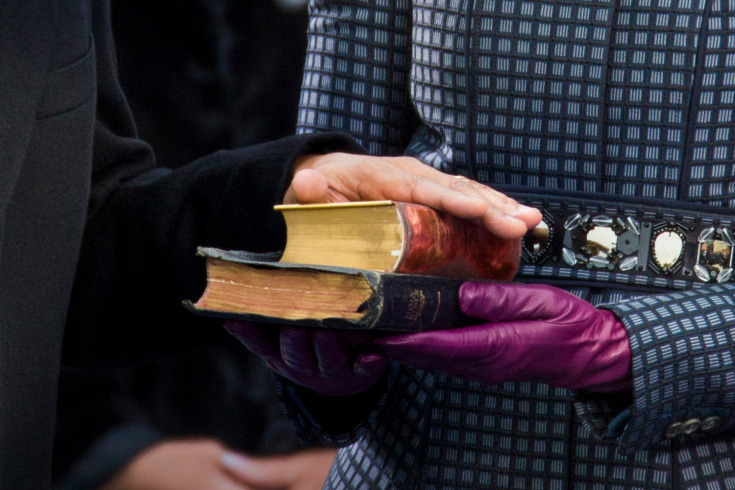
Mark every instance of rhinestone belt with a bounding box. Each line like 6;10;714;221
509;192;735;290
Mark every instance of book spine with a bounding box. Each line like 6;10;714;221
324;271;473;332
393;202;521;281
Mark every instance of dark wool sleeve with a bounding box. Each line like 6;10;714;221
63;0;367;368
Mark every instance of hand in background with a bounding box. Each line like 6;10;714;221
101;438;336;490
221;447;337;490
285;153;542;239
377;283;633;393
224;322;386;397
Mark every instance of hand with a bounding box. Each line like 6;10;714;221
101;439;335;490
224;321;386;397
285;153;542;239
221;447;337;490
377;283;632;392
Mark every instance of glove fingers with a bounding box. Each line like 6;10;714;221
223;321;281;359
376;330;468;369
280;326;318;374
353;351;387;378
376;324;525;383
312;329;354;378
459;282;583;321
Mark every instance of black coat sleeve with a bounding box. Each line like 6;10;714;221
62;1;365;368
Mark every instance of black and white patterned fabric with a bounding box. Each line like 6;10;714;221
290;0;735;487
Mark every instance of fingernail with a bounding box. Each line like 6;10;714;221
511;204;537;215
221;451;254;471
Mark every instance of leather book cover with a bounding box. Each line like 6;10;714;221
395;202;520;280
184;248;477;332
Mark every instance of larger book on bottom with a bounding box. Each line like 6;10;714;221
184;248;481;332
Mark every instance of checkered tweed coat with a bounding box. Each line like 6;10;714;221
284;0;735;487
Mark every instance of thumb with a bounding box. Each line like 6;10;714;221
459;282;585;322
285;168;330;204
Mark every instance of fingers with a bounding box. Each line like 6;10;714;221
223;322;313;380
376;324;535;388
311;330;387;380
101;439;247;490
311;329;354;377
353;351;387;378
390;156;542;237
226;322;385;388
394;157;541;224
408;176;533;239
285;152;542;239
221;452;295;489
223;321;280;359
224;323;325;378
375;329;469;369
221;448;337;489
280;326;320;374
459;282;589;322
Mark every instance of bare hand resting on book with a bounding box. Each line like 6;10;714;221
284;153;542;239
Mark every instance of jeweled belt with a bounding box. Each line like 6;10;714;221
504;189;735;290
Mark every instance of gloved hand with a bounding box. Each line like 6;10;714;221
377;283;632;392
224;322;386;396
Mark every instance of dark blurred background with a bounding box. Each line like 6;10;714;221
112;0;308;167
53;1;312;488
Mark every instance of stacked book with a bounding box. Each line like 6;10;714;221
186;201;520;332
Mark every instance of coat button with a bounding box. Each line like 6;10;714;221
701;415;722;431
665;422;683;438
682;418;701;435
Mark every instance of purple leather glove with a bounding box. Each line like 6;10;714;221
224;321;387;396
377;283;632;392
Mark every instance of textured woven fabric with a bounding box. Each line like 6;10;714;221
291;0;735;487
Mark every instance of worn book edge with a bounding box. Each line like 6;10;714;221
185;247;478;332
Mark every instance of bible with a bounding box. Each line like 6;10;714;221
185;201;521;332
275;200;519;279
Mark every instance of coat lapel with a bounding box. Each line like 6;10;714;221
0;1;56;221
